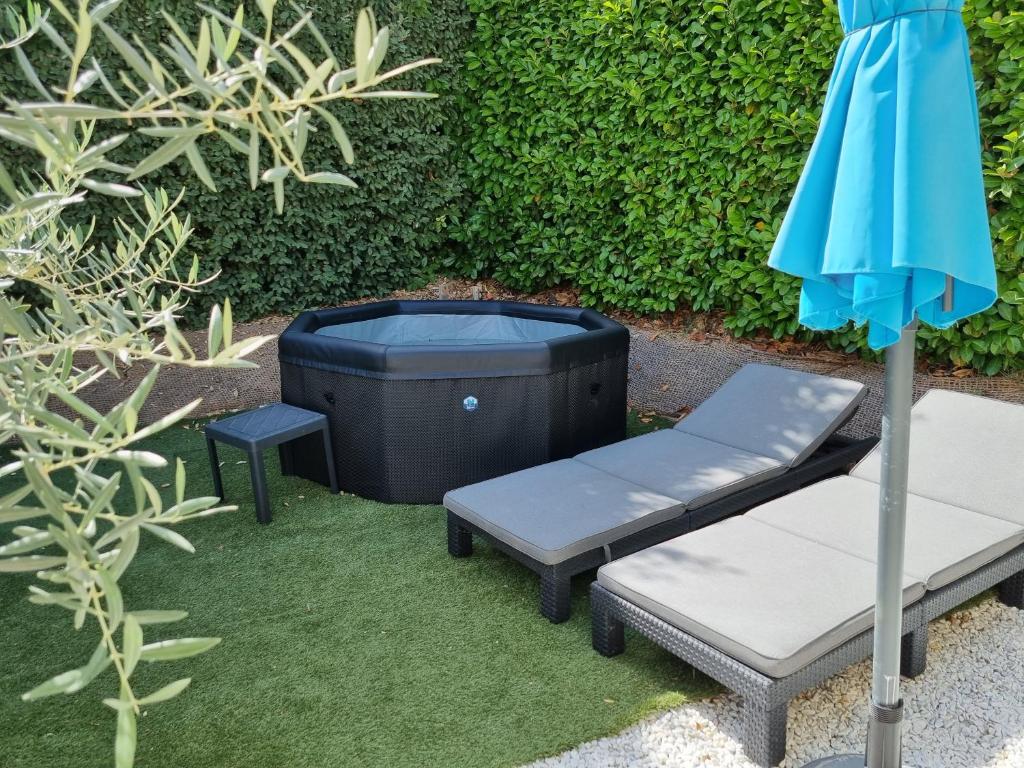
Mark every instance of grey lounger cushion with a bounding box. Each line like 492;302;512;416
852;390;1024;525
575;430;785;508
747;476;1024;590
676;363;866;466
445;363;867;566
597;517;926;678
444;459;684;565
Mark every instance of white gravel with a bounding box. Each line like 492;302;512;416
529;599;1024;768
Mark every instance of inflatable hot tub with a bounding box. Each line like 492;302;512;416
278;300;629;503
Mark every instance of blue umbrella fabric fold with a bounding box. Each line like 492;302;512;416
768;0;997;350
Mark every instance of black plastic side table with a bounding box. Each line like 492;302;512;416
204;403;339;524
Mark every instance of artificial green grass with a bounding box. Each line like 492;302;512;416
0;411;716;768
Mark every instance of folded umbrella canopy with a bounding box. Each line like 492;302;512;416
768;1;997;766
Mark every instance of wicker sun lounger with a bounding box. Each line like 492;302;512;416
591;390;1024;767
444;364;874;622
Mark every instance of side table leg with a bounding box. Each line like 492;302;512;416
248;448;272;524
206;438;224;501
321;427;339;493
279;444;294;477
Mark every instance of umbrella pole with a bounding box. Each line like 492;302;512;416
800;321;917;768
865;320;917;768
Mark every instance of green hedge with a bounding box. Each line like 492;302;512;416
5;1;1019;371
454;0;1024;373
1;0;473;325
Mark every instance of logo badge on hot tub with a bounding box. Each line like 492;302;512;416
462;395;479;412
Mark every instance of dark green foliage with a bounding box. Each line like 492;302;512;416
454;0;1024;372
932;0;1024;373
0;1;473;324
4;1;1018;371
0;416;714;768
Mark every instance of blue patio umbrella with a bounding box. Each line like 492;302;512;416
768;1;997;767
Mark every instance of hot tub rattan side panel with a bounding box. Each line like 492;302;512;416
281;360;628;503
557;353;628;457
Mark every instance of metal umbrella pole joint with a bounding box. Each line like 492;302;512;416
865;320;918;768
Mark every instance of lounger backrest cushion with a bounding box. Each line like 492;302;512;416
674;364;866;466
852;390;1024;523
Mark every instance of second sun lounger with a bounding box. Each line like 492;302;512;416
591;390;1024;766
444;363;873;621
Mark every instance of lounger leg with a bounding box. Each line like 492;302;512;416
540;568;572;623
744;700;788;768
998;572;1024;609
901;627;928;678
447;515;473;557
592;604;625;657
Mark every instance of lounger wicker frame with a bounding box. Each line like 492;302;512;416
591;545;1024;767
448;434;877;622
